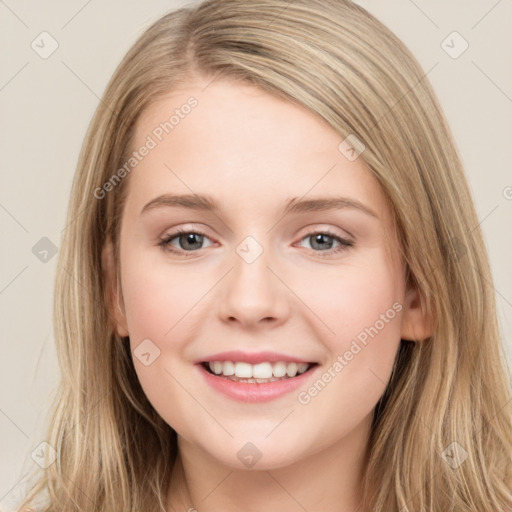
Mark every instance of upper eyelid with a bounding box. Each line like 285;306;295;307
160;224;353;237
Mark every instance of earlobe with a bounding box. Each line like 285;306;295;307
400;286;434;342
102;239;129;338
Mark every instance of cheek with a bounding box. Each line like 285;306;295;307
119;253;204;426
297;253;403;389
298;251;403;346
120;250;206;342
295;252;404;424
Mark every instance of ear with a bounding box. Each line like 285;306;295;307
102;239;129;337
400;285;434;342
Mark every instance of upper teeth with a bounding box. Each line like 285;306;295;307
208;361;310;378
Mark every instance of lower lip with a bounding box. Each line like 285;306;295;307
196;363;318;403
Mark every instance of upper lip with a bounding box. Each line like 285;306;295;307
196;350;314;365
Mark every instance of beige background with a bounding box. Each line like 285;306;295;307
1;0;511;507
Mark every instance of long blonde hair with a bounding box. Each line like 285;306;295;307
18;0;512;510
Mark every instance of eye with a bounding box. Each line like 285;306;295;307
158;228;354;258
158;228;215;256
296;230;353;257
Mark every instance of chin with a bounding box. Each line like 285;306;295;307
203;434;309;471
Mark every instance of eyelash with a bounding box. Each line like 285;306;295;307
158;228;354;258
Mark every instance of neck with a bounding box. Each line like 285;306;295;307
166;416;372;512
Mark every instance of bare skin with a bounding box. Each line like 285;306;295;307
103;76;431;512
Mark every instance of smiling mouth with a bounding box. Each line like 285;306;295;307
201;361;318;383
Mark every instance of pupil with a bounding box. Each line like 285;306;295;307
313;234;332;250
182;233;202;250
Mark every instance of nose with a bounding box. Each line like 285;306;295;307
217;244;290;329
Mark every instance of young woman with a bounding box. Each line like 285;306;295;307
16;0;512;510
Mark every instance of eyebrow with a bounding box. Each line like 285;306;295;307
140;193;378;218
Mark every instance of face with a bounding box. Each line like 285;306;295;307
104;76;426;470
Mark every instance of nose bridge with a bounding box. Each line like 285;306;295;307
218;234;289;326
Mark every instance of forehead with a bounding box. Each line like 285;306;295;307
126;78;391;223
